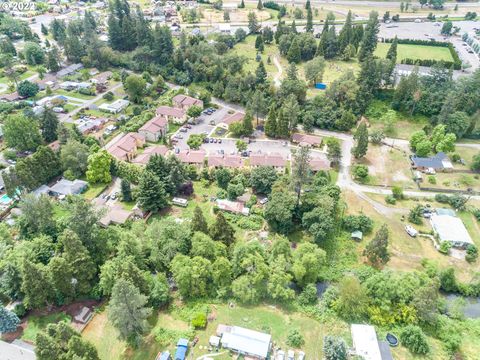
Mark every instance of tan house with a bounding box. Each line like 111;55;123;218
172;94;203;111
156;106;186;124
208;154;244;168
309;157;331;172
132;145;169;165
250;153;287;171
139;115;169;142
221;112;245;126
176;149;206;166
291;133;323;147
106;132;145;161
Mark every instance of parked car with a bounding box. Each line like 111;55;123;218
179;128;187;132
209;138;214;143
209;120;215;125
405;225;418;238
218;139;222;144
259;198;269;205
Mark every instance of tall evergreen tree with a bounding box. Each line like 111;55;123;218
152;25;174;65
358;11;380;62
363;224;390;267
108;279;152;345
137;171;168;212
59;229;96;296
192;206;208;234
209;212;235;246
324;26;339;59
46;46;61;72
305;0;313;32
338;10;353;52
21;259;53;309
287;37;301;63
352;122;369;159
265;104;277;138
243;112;254;135
276;109;290;138
386;36;398;62
255;60;267;84
257;0;263;10
121;179;132;202
38;107;59;143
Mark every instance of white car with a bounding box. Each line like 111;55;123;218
405;225;418;238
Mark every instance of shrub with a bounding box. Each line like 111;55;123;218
298;284;318;306
352;165;369;182
191;312;207;329
286;329;304;348
435;194;449;203
323;336;348;360
400;325;430;355
428;176;436;184
408;205;423;225
450;153;461;162
385;195;396;204
102;91;114;101
439;241;452;255
342;214;373;234
466;245;478;263
13;303;26;317
391;185;404;200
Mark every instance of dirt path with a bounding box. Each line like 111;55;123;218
272;55;283;88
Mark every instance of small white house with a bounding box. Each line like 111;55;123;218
99;99;129;114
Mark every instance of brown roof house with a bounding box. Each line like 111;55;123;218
106;133;145;161
291;133;323;147
221;112;245;127
172;94;203;111
176;149;206;166
156;106;186;124
208;154;244;168
250;153;287;171
139;115;169;142
309;157;331;172
132;145;169;165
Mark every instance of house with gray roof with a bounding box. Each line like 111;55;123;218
411;152;453;173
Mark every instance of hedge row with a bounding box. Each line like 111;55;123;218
383;38;450;47
400;58;461;70
383;38;461;70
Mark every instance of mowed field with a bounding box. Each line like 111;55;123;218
375;43;454;63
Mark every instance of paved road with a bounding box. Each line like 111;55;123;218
273;55;283;88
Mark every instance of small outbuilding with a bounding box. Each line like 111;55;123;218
156;351;171;360
172;197;188;207
351;231;363;241
74;307;93;324
209;335;221;347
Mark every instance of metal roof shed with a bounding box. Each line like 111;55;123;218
175;339;188;360
430;214;473;248
220;326;271;359
351;324;382;360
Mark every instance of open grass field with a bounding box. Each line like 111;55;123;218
374;43;454;63
366;99;429;140
353;144;417;189
22;312;71;343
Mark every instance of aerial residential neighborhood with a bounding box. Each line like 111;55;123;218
0;0;480;359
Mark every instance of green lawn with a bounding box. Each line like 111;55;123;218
83;182;108;200
22;313;71;343
374;43;454;63
56;89;96;100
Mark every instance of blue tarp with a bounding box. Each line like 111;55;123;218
175;339;189;360
314;83;327;89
